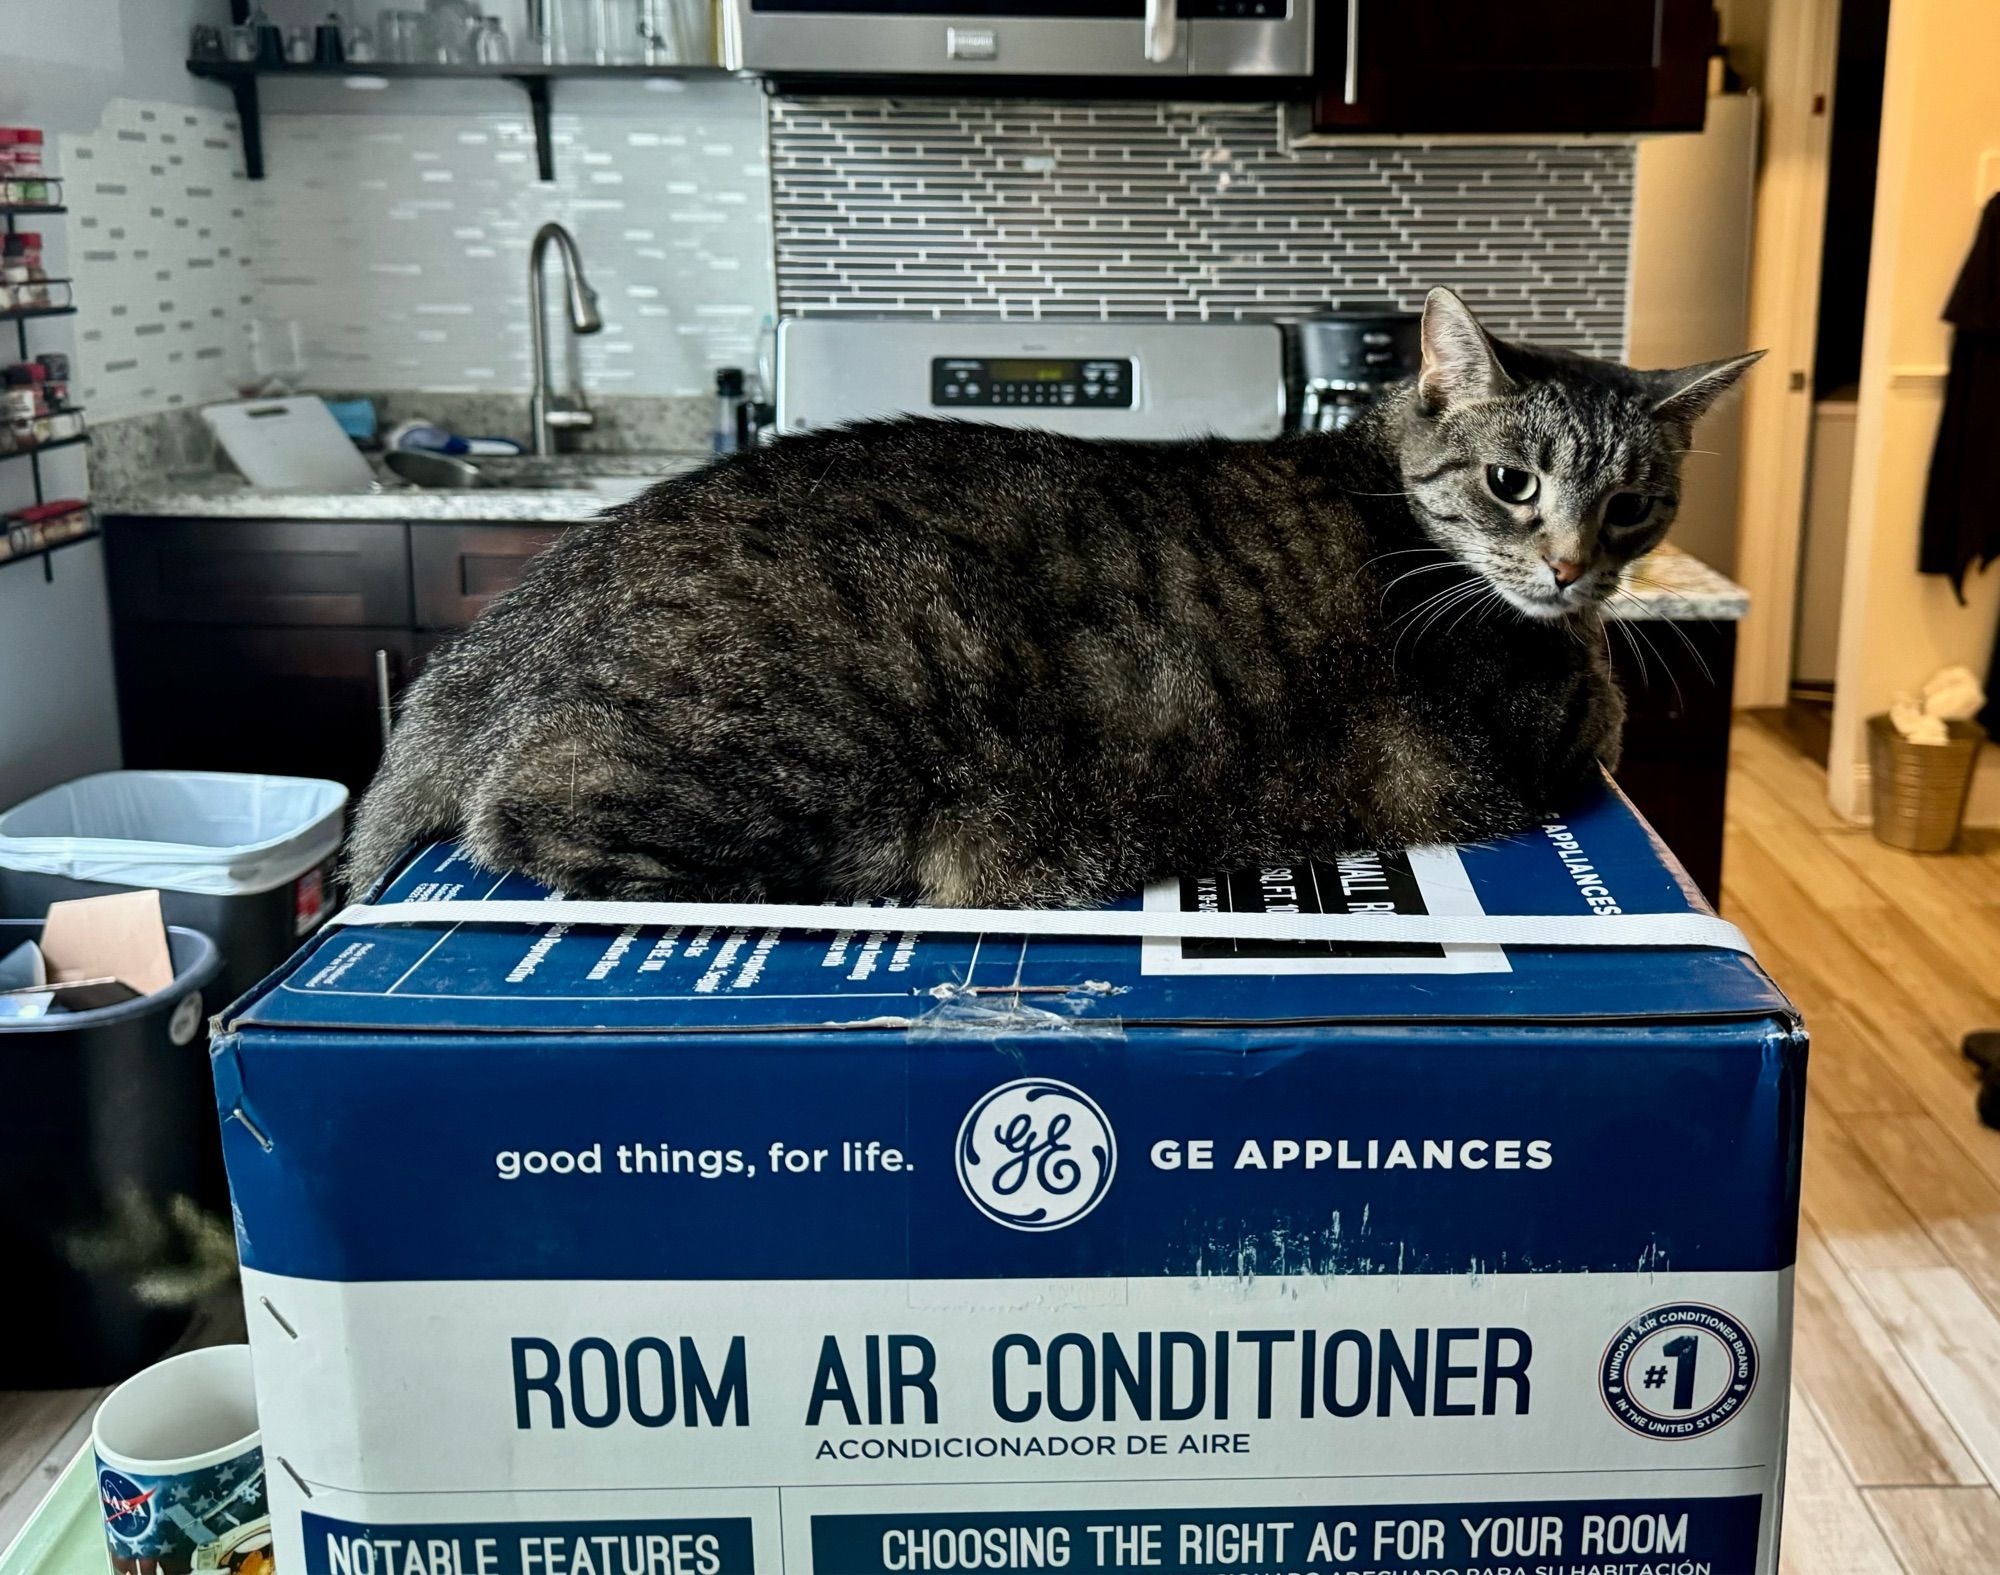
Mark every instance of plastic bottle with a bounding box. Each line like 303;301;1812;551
713;367;745;455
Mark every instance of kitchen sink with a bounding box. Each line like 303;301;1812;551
376;454;701;507
502;475;656;503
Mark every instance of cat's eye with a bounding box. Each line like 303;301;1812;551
1602;492;1655;531
1485;465;1539;505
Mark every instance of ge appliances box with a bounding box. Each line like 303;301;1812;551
212;783;1804;1575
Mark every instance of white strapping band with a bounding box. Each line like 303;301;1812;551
330;897;1753;954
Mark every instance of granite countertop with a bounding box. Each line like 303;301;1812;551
95;453;709;524
96;461;1749;621
1610;544;1749;622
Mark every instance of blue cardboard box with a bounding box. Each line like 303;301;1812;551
214;783;1803;1575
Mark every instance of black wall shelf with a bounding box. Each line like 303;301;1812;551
187;59;740;182
1;430;89;462
5;199;89;585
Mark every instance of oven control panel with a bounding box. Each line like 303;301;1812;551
930;357;1136;409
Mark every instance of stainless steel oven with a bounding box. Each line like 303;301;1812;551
724;0;1311;81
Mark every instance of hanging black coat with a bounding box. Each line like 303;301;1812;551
1918;193;2000;731
1921;193;2000;593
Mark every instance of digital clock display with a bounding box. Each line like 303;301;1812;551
986;360;1068;382
930;356;1135;410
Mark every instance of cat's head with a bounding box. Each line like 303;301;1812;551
1395;288;1762;620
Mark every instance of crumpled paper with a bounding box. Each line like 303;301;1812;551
1890;666;1988;744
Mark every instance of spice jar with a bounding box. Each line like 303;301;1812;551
36;352;69;408
2;369;38;450
2;234;49;308
0;129;50;205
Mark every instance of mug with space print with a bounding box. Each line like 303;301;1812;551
93;1346;272;1575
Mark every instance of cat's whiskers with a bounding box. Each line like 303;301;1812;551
1422;581;1491;648
1376;559;1465;608
1440;582;1501;643
1607;606;1688;713
1358;545;1450;568
1390;579;1487;671
1386;578;1477;631
1609;587;1716;685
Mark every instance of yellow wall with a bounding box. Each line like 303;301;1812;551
1828;0;2000;817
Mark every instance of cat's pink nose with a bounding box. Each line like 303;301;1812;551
1545;557;1583;588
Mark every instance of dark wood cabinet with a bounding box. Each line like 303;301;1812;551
1312;0;1715;135
113;625;415;796
105;517;412;627
103;514;562;798
1606;617;1735;906
412;523;564;628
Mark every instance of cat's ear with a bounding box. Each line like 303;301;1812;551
1418;287;1513;411
1648;350;1766;425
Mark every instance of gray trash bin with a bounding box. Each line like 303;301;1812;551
0;920;223;1386
0;770;348;1010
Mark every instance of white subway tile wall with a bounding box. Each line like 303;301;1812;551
770;100;1635;354
248;89;776;396
61;99;255;422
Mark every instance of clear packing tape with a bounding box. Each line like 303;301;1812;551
330;896;1754;954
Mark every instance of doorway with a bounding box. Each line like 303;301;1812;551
1783;0;1889;765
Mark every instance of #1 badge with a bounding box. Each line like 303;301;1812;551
956;1078;1116;1231
1600;1302;1760;1440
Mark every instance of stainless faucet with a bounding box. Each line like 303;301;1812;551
527;222;604;457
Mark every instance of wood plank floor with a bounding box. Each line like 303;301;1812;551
1727;714;2000;1573
2;715;1998;1571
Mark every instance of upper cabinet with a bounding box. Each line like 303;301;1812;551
1310;0;1717;136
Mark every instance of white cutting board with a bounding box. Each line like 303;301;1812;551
202;398;377;491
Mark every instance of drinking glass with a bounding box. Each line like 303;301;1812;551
473;16;512;61
378;7;421;60
596;0;647;63
548;0;601;63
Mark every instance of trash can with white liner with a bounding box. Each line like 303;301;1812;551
0;771;348;1010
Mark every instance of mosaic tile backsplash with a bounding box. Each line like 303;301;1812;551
771;100;1635;355
61;88;1636;426
61;98;255;422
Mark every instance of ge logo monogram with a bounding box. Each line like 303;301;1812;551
956;1078;1117;1231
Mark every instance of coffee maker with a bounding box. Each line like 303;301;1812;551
1286;313;1422;432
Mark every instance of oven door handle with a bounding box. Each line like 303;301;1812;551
1142;0;1177;63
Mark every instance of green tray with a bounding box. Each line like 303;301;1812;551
0;1447;100;1575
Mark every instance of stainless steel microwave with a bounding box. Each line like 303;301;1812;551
723;0;1312;80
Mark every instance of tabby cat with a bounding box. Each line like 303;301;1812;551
343;289;1759;905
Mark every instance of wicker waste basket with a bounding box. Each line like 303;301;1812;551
1867;713;1987;852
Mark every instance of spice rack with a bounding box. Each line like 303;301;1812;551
1;168;94;583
